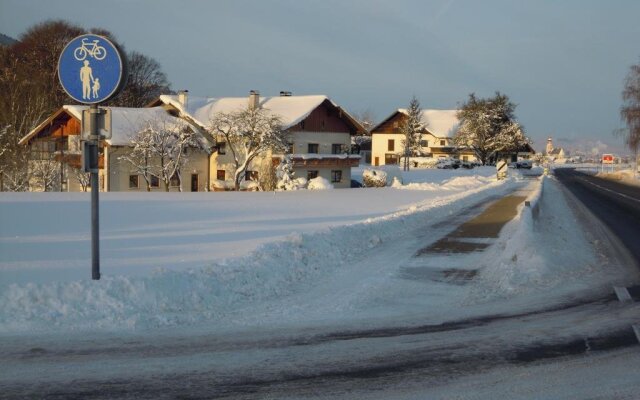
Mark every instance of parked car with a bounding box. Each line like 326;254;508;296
461;161;474;169
516;160;533;169
436;158;460;169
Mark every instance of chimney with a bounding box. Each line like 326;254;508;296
279;91;292;97
178;90;189;108
248;90;260;109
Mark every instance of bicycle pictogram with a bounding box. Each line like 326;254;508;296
73;38;107;61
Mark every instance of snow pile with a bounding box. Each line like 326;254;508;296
362;168;387;187
240;180;259;191
0;177;510;333
408;157;440;168
211;179;234;190
398;175;494;191
307;176;334;190
469;177;633;300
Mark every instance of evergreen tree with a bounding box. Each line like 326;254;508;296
401;96;422;171
276;155;296;190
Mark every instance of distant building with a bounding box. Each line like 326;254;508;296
370;109;476;166
544;137;567;161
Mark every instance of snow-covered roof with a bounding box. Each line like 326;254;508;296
371;109;460;138
398;109;460;138
158;94;338;130
20;106;201;148
63;106;187;146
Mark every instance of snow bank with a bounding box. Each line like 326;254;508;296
0;176;510;334
469;176;633;301
307;176;334;190
398;175;494;191
362;169;387;187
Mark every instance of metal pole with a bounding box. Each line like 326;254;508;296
89;104;100;280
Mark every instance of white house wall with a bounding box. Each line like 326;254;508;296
107;146;209;192
291;131;351;154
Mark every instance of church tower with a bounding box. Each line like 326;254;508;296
545;137;554;155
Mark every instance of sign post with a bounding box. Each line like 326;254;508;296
496;158;508;180
602;153;614;174
58;34;125;280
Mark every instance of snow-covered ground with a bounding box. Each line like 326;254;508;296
1;166;511;333
2;166;640;399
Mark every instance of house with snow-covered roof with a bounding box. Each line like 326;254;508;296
19;106;212;192
370;109;476;166
20;90;365;192
149;90;365;189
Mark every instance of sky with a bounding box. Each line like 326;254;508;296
1;0;639;154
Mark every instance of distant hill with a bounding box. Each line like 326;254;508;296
0;33;18;46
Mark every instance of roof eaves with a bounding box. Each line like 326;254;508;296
19;107;72;145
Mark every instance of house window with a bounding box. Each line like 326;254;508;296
463;155;468;161
440;139;446;146
331;170;342;183
287;142;294;154
128;175;139;189
388;139;395;152
170;173;180;187
245;170;258;181
217;169;226;180
420;140;429;147
385;154;398;165
217;142;226;155
393;121;399;128
332;144;343;154
150;175;160;188
308;143;319;154
300;121;305;130
307;170;318;180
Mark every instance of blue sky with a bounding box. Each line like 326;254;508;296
2;0;639;154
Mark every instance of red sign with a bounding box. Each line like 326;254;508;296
602;154;614;164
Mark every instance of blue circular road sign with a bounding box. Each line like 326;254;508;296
58;34;125;104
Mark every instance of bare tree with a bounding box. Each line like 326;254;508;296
208;107;287;191
70;167;90;192
30;156;60;191
620;62;640;154
351;108;376;156
118;130;154;191
124;117;200;192
109;51;172;108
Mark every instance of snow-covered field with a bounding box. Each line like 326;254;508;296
2;165;640;399
0;167;503;331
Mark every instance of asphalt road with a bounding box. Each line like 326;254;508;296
554;168;640;268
